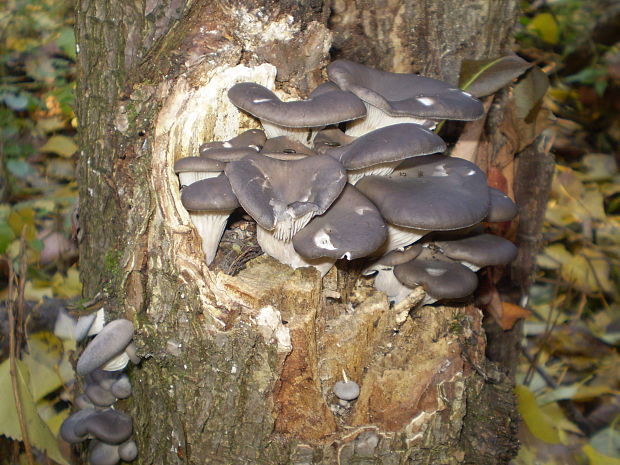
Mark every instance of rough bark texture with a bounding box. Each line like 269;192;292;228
74;1;530;464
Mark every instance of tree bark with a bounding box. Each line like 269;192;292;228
74;1;531;464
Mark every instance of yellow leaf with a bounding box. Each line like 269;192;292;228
51;266;82;298
515;384;561;444
24;281;54;301
583;444;620;465
36;117;67;134
537;243;572;270
0;359;70;465
40;135;78;157
8;208;37;240
528;13;559;44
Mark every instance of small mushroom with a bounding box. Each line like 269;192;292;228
118;440;138;462
393;256;479;303
60;408;96;443
327;59;484;136
75;308;105;341
199;129;266;154
432;233;518;271
333;370;360;401
486;187;518;223
110;375;132;399
73;409;133;445
88;440;121;465
180;173;240;264
364;245;423;304
85;382;117;407
173;157;224;188
322;123;446;184
76;319;135;376
313;128;355;154
227;82;366;145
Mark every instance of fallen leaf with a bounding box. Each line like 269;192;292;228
40;135;77;158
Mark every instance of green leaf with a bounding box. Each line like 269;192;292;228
40;135;77;158
56;27;76;60
459;55;531;97
0;223;16;254
527;12;559;44
515;384;561;444
6;159;35;180
0;359;70;465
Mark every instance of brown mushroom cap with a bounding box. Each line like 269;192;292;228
328;59;484;121
180;174;239;212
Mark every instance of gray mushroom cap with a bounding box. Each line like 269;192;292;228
227;82;367;128
60;408;96;443
313;128;355;154
225;153;347;240
327;59;484;121
76;319;134;376
88;440;121;465
110;375;132;399
487;187;518;222
356;154;490;231
199;129;266;154
173;156;225;174
85;382;117;407
323;123;446;170
261;136;316;157
434;233;518;267
90;369;123;390
199;147;259;163
73;409;133;445
292;184;387;260
394;258;478;300
333;380;360;401
118;440;138;461
377;244;423;266
180;174;240;212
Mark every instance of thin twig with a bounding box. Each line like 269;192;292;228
6;238;35;465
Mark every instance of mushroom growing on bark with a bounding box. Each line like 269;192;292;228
321;123;447;184
227;81;366;146
180;173;240;264
76;319;136;376
291;184;387;274
225;153;347;270
356;154;490;253
327;59;484;136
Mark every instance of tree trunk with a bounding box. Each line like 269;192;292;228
74;1;534;463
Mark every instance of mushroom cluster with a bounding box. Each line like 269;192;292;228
60;318;140;465
175;59;518;304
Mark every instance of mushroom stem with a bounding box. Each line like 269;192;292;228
345;104;432;137
177;171;220;188
256;226;335;276
347;160;401;185
375;224;428;255
341;369;349;384
187;209;234;264
372;267;415;304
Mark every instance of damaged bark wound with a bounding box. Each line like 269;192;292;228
76;1;525;463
